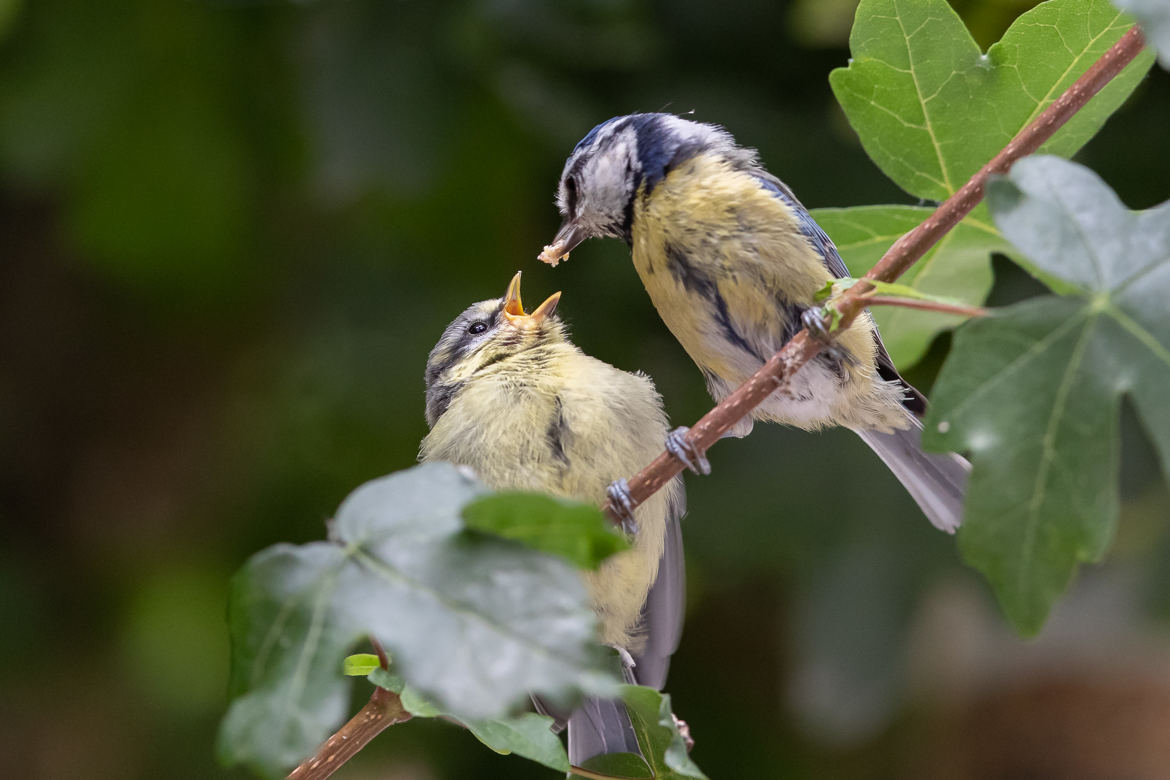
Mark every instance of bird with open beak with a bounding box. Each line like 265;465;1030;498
419;272;687;764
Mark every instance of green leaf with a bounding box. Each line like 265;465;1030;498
462;492;629;570
368;667;442;717
217;544;357;778
621;685;708;780
368;666;405;693
1114;0;1170;70
466;713;571;772
219;463;619;777
578;752;654;778
342;653;381;676
830;0;1152;202
368;666;570;771
924;156;1170;632
812;205;1007;365
820;0;1153;367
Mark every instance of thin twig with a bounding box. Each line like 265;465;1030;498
861;295;988;318
371;636;391;669
601;24;1147;523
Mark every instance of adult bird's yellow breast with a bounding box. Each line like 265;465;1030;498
630;152;876;387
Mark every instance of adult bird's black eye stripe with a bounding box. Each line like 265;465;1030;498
565;177;578;215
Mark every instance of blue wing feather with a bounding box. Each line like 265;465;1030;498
750;171;927;412
751;172;852;280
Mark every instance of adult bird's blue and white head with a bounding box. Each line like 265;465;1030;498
540;113;750;264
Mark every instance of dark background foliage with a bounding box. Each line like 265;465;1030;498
2;0;1168;777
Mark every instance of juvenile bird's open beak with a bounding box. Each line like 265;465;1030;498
538;221;588;267
502;271;561;326
504;271;526;317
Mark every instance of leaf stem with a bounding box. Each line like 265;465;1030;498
861;295;988;317
600;24;1148;523
371;635;391;669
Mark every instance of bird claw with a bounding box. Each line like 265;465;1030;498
800;307;847;364
665;426;711;475
610;644;637;671
672;714;694;752
801;307;832;341
606;479;638;535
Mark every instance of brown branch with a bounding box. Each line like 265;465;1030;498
602;24;1148;523
861;295;988;318
287;638;411;780
287;686;412;780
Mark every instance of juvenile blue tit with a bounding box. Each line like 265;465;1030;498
539;112;969;533
419;272;686;763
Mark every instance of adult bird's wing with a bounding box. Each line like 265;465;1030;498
752;170;968;529
752;170;928;414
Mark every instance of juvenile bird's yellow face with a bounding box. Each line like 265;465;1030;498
424;272;563;427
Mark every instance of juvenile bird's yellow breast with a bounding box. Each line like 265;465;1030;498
419;345;682;648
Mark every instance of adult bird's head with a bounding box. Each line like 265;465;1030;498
424;272;563;426
539;112;738;265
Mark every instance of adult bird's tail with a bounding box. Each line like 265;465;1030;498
854;416;969;534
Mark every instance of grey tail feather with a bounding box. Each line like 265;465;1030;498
854;416;969;534
567;696;641;765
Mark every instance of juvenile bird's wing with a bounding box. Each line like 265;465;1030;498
630;483;686;689
567;481;687;764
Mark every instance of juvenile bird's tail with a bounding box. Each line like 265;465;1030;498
567;696;640;765
854;417;969;534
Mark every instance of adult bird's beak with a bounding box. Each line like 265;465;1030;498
538;220;588;267
503;271;561;326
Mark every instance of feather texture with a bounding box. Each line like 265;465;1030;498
420;285;686;761
549;112;970;531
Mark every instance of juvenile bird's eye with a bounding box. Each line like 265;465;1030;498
467;321;488;335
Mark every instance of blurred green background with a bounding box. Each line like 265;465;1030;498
2;0;1169;777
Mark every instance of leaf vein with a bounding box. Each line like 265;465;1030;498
1017;315;1096;607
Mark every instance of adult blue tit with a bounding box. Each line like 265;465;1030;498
539;112;969;533
419;272;687;763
